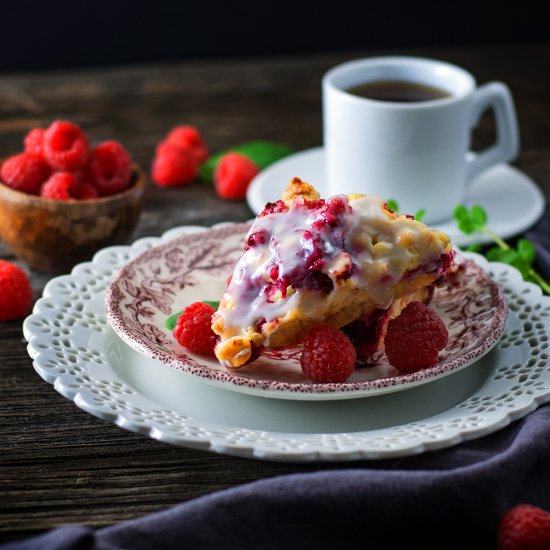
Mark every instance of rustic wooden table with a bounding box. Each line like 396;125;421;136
1;42;549;544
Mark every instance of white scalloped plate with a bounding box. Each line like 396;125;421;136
23;225;550;462
104;224;507;400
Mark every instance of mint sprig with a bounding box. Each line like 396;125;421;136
453;205;550;295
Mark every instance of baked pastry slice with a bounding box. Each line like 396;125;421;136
212;177;454;368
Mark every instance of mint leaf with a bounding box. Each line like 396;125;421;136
453;205;469;221
164;311;182;331
202;300;220;310
414;208;426;222
386;199;399;212
517;239;536;265
470;205;488;227
465;243;483;253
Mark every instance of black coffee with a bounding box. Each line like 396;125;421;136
346;80;451;102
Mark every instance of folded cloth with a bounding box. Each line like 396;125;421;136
3;206;550;550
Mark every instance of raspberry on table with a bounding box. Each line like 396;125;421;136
300;324;356;383
87;140;133;196
151;143;198;187
497;504;550;550
43;120;89;171
23;128;45;157
384;301;448;373
0;153;51;194
0;261;33;321
40;172;79;200
173;302;217;356
214;152;260;200
165;125;209;164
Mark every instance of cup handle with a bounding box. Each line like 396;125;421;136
465;82;519;184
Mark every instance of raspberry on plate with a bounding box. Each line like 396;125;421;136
0;153;51;195
40;172;79;200
151;142;198;187
0;261;33;321
300;324;356;383
214;152;260;200
384;301;448;372
173;302;217;356
43;120;89;171
165;125;209;164
87;140;133;196
497;504;550;550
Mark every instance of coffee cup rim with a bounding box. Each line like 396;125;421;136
323;56;476;108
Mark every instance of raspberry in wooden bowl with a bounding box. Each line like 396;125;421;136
0;121;146;273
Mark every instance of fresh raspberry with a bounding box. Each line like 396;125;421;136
40;172;79;200
165;125;209;164
43;120;89;171
0;153;51;194
384;301;448;372
151;142;198;187
23;128;45;157
214;152;260;200
300;324;356;383
76;182;99;200
0;261;33;321
497;504;550;550
173;302;217;355
87;140;133;196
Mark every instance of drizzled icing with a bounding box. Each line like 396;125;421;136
214;193;451;341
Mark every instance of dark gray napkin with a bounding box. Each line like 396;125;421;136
4;207;550;550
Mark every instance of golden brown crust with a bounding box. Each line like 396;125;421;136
282;177;320;206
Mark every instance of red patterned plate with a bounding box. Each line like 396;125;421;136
105;223;507;400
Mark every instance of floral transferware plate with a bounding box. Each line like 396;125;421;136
104;223;507;400
23;225;550;462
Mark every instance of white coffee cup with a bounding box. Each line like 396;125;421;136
322;56;519;223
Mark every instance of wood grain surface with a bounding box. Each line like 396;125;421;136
1;41;550;543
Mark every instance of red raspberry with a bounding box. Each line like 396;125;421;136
165;125;209;164
151;142;198;187
0;153;51;194
300;324;356;383
384;301;448;372
43;120;89;171
0;261;33;321
76;183;99;200
497;504;550;550
173;302;216;356
23;128;45;157
40;172;79;200
214;152;260;200
87;140;133;196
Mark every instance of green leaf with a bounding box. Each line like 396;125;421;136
202;300;220;310
470;205;488;227
453;204;469;221
517;239;536;265
414;208;426;222
486;247;530;278
164;311;182;331
465;243;483;253
199;141;295;183
386;199;399;212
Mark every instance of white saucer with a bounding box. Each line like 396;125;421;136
247;147;545;247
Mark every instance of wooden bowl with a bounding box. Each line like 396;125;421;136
0;166;147;273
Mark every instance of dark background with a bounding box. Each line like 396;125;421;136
1;1;548;73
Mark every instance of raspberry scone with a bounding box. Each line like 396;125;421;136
212;177;454;368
